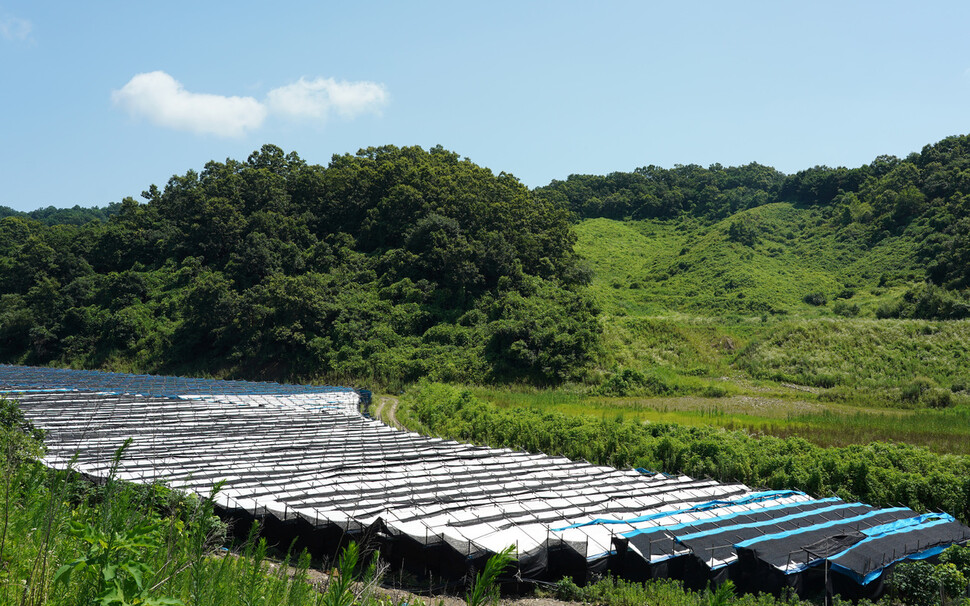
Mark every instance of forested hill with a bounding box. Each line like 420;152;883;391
539;133;970;293
0;145;598;386
0;203;121;226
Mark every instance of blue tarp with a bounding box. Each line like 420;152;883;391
619;496;836;539
554;490;807;532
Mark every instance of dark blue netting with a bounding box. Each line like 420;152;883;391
0;364;352;397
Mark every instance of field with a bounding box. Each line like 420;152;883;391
463;386;970;455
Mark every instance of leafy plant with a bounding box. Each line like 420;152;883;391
890;558;970;606
554;576;584;601
802;292;827;306
707;579;735;606
465;545;514;606
53;518;181;606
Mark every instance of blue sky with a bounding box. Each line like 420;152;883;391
1;1;968;211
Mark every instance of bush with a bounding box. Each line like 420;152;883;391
803;292;828;306
890;560;939;606
598;368;676;397
888;554;970;606
727;216;760;246
925;388;954;409
701;385;728;398
940;543;970;578
811;373;842;388
934;562;968;602
901;376;937;403
876;284;970;321
832;300;860;317
554;576;584;602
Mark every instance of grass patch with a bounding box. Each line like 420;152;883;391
739;318;970;396
464;385;970;455
574;206;921;318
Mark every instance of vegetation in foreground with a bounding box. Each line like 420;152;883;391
2;398;391;606
1;398;840;606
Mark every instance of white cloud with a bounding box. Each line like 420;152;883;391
112;71;389;137
267;77;389;121
0;15;31;41
111;71;267;137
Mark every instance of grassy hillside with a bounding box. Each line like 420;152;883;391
575;204;921;317
574;210;970;396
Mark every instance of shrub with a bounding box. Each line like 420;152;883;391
598;368;676;397
890;560;939;606
925;388;953;409
702;385;728;398
934;562;968;602
803;292;827;306
727;216;759;246
874;284;970;321
811;373;842;388
876;300;902;319
901;376;937;403
940;543;970;577
832;300;860;317
554;576;584;602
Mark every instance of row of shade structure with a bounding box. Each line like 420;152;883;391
2;364;968;600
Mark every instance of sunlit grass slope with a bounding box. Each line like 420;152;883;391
573;208;970;397
740;317;970;393
574;204;921;317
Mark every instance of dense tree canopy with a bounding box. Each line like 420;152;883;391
536;162;786;221
0;145;598;386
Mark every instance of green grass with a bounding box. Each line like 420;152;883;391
464;384;970;455
572;213;970;409
574;205;921;317
755;407;970;455
739;317;970;395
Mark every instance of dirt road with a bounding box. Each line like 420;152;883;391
372;394;403;429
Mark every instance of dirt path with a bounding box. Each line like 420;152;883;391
373;394;403;429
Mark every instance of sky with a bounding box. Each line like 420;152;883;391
1;1;969;211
